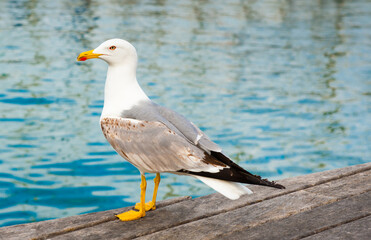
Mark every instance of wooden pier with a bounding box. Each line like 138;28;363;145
1;162;370;240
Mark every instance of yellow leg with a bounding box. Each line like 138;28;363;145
116;174;147;221
135;173;161;211
152;173;161;209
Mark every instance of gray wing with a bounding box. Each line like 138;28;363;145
100;117;225;173
121;101;222;153
154;104;222;152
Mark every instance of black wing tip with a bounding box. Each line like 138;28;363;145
210;151;286;189
252;175;286;189
188;151;286;189
267;180;286;189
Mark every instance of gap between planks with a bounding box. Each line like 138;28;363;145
298;213;371;240
301;215;371;240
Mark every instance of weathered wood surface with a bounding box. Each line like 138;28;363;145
0;162;370;240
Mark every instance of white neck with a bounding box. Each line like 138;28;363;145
100;63;149;119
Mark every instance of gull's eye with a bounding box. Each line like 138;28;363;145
109;46;116;50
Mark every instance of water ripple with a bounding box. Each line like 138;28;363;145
0;97;76;105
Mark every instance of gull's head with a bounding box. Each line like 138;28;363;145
77;38;137;66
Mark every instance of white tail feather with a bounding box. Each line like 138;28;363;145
194;176;253;200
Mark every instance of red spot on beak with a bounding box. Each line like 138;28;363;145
80;57;87;61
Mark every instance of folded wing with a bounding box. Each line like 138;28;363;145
100;117;225;174
100;117;284;190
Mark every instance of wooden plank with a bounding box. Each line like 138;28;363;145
135;192;334;240
210;191;370;240
304;169;371;198
302;215;371;240
0;162;369;240
51;168;371;240
0;196;191;240
136;170;371;240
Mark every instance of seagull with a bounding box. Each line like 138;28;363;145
77;39;285;221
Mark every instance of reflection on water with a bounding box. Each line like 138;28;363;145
0;0;370;227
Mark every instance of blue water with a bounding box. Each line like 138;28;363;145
0;0;370;227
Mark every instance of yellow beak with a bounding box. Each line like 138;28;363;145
77;49;102;61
